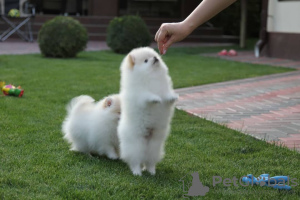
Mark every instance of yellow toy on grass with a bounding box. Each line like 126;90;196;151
1;81;24;97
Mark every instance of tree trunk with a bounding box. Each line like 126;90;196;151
240;0;247;48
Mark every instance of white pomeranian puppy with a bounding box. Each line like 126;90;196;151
118;47;178;175
62;94;121;159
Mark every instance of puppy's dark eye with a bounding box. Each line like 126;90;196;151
144;59;148;63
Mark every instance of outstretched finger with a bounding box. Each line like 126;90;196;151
156;26;170;54
156;32;166;54
154;26;161;42
161;35;175;54
157;38;164;54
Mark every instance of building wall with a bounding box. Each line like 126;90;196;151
262;0;300;61
88;0;118;16
267;0;300;33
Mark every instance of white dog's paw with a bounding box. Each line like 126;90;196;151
104;148;119;160
107;152;119;160
145;163;156;175
70;147;86;153
130;164;142;176
165;93;179;103
147;166;156;175
70;147;78;152
148;96;162;104
132;170;142;176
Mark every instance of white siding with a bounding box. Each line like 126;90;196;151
267;0;300;33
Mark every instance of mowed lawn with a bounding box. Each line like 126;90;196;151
1;47;299;199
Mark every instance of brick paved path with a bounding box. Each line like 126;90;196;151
176;58;300;152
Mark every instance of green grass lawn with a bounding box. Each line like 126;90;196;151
1;47;299;199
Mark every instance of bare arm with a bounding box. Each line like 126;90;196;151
155;0;237;54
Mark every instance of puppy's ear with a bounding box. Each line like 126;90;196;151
103;97;113;108
128;54;135;69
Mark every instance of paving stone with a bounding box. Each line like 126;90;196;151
275;127;300;135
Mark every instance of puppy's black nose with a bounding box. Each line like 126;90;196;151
153;56;159;64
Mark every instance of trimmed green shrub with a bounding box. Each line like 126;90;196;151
38;16;88;58
106;15;151;54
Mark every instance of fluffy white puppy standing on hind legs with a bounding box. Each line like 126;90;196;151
118;47;178;176
62;94;121;159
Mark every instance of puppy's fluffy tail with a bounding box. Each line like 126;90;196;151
66;95;95;114
62;95;95;137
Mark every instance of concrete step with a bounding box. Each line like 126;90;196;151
32;15;114;24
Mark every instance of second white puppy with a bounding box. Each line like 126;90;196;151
118;47;178;175
62;94;121;159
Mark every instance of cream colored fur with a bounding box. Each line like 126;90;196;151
118;47;178;175
62;94;121;159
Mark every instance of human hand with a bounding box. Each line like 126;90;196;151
155;22;191;55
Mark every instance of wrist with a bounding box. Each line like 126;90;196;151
180;20;196;35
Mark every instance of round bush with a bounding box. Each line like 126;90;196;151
38;16;88;58
106;15;151;54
